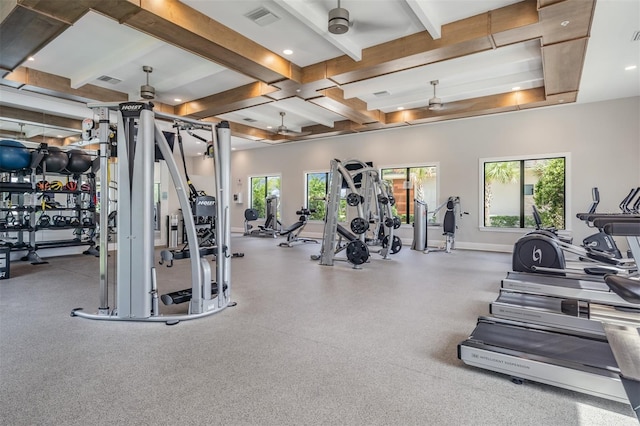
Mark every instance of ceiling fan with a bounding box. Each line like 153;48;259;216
328;0;349;34
428;80;443;111
328;0;400;35
274;112;311;137
140;65;155;99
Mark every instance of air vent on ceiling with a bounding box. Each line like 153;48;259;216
97;75;122;84
245;7;280;26
243;117;258;123
373;90;390;97
632;30;640;42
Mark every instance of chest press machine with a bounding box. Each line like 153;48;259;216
71;102;233;324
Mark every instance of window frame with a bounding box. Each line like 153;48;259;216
478;153;571;232
304;170;350;223
248;173;281;219
379;162;440;226
304;170;329;222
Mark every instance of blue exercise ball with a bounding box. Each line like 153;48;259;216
0;139;31;171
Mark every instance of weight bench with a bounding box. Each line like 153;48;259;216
279;208;318;247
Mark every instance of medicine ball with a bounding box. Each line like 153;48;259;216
50;180;64;191
36;180;50;191
41;146;69;173
65;149;92;174
0;139;31;171
64;181;78;191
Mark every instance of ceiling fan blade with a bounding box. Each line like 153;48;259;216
350;20;401;34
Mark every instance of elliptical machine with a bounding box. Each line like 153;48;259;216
576;187;640;258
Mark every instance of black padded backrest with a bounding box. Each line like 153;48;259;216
280;220;305;236
244;208;259;221
442;200;455;234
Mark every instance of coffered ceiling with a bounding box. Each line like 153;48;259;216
0;0;638;153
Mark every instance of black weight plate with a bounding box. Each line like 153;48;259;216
350;217;369;234
346;192;360;206
346;240;369;265
393;217;401;229
391;235;402;254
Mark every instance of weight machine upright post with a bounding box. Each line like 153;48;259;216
319;159;342;266
216;122;232;300
97;106;110;314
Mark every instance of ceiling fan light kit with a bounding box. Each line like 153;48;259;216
328;1;349;34
428;79;443;111
140;65;155;99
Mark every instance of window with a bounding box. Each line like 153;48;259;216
305;172;347;222
381;166;437;224
482;156;566;229
250;175;280;218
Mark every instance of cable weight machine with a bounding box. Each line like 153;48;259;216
71;102;233;323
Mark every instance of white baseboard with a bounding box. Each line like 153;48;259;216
230;227;513;254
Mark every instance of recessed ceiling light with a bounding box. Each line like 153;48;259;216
397;107;404;110
27;56;35;61
296;89;301;93
512;86;521;91
231;147;237;151
560;20;570;27
283;49;293;55
56;135;63;138
196;141;202;144
267;125;273;129
174;98;182;102
625;65;637;71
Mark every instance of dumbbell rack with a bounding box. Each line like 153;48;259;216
0;167;98;265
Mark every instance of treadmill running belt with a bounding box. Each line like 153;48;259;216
470;322;617;370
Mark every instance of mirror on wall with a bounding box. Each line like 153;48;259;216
0;117;82;147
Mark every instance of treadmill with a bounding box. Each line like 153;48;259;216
491;288;640;335
459;219;640;420
458;315;628;402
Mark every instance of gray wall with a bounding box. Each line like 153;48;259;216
192;96;640;251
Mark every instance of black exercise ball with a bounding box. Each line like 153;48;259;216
0;139;31;171
41;146;69;173
64;149;92;174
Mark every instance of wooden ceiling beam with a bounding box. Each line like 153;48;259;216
311;0;540;86
541;37;588;95
200;117;275;141
384;87;546;125
91;0;301;85
0;1;71;71
2;66;128;102
309;88;385;125
175;82;280;118
0;104;81;131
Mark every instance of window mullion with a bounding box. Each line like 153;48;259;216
519;160;525;228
